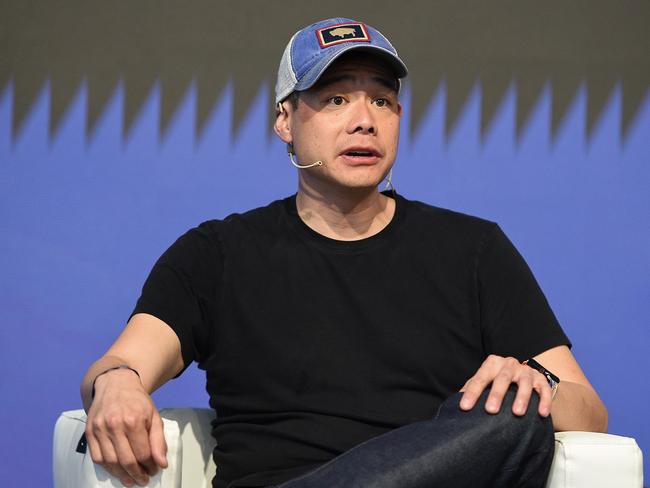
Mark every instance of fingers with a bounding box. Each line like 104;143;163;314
459;376;487;411
87;407;162;486
510;369;552;418
124;416;158;477
536;378;553;417
86;425;104;464
149;412;169;469
485;357;521;413
509;371;533;415
109;432;150;486
88;420;138;486
459;354;506;411
459;355;554;417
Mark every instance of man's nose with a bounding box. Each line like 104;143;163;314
346;100;376;135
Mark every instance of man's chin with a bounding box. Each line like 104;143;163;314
324;170;388;187
324;177;386;193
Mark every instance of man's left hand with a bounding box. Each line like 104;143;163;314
459;355;552;417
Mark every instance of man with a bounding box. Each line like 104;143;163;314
81;18;607;488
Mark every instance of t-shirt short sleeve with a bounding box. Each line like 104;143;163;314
477;224;571;360
130;221;223;371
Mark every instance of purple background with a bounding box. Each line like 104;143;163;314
0;78;648;484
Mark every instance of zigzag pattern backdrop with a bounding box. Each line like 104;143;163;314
1;1;649;485
2;0;649;141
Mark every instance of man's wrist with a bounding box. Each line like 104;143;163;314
91;365;141;399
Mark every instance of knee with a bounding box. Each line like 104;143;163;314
440;386;553;443
483;386;554;445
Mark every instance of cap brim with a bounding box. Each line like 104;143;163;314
294;44;408;93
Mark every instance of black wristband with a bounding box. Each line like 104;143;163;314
91;365;141;400
523;358;560;391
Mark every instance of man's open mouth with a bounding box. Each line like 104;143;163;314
341;147;381;160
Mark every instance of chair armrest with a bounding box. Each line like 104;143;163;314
157;408;216;488
53;409;183;488
545;431;644;488
55;410;643;488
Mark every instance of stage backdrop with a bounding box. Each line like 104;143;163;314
1;1;648;485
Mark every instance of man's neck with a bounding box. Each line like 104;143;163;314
295;184;396;241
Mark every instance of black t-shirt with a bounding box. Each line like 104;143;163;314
132;192;570;488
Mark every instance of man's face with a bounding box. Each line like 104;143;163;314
275;53;402;192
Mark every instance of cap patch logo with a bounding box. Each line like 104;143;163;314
316;23;370;48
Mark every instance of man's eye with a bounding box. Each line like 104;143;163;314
374;98;389;107
329;96;345;105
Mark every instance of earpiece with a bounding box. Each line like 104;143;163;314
287;143;323;169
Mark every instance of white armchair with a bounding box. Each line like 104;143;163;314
53;408;644;488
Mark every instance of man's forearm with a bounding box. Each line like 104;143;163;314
550;380;608;432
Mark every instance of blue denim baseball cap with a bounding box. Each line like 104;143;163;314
275;18;408;105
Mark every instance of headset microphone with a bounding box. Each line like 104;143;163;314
287;143;323;169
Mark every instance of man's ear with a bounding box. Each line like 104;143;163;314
274;102;292;144
396;101;403;117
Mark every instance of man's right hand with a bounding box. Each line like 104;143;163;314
81;314;185;486
85;368;168;487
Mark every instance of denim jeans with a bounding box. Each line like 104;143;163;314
275;387;555;488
